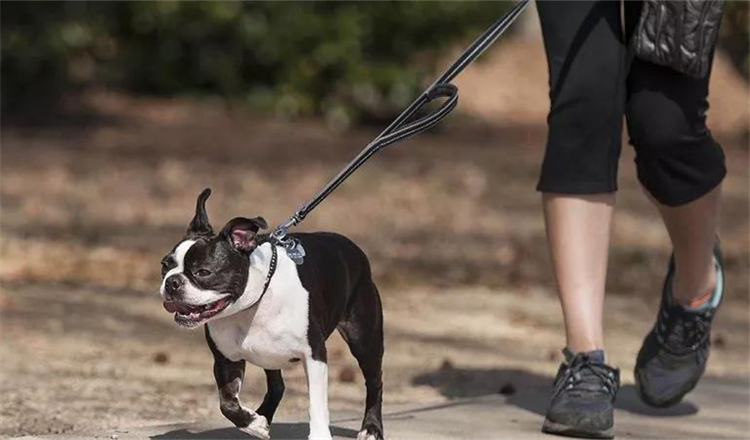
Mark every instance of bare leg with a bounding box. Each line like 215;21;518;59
650;185;721;304
543;193;615;353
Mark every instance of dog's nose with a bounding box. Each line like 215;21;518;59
165;274;183;295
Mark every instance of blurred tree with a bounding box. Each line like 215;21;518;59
1;1;512;125
2;1;747;125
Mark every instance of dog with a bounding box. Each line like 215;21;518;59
158;189;385;440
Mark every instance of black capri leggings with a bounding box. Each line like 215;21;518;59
536;0;726;206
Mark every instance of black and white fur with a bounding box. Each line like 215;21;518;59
159;189;384;440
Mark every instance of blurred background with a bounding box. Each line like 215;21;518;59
0;1;747;438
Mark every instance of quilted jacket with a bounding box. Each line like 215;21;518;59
632;0;724;78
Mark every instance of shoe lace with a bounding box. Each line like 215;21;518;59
555;353;618;398
657;306;712;353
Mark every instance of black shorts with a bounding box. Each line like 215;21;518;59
536;0;726;206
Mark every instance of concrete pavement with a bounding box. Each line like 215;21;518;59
14;376;749;440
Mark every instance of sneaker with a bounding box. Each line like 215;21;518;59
634;241;724;408
542;348;620;439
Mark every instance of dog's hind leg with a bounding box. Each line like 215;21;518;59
257;369;285;423
205;327;270;440
338;280;385;440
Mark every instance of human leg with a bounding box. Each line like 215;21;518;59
536;1;627;436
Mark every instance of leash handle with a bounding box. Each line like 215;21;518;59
272;0;529;241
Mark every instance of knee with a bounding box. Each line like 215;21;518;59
626;96;726;206
626;93;692;152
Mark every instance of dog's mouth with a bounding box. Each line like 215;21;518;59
163;297;232;326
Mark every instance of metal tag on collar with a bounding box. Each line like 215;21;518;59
284;238;305;265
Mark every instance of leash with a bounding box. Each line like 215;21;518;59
270;0;529;263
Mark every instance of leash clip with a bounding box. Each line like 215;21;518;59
271;225;289;242
270;216;305;265
271;216;297;242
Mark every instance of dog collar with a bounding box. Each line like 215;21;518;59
250;242;277;308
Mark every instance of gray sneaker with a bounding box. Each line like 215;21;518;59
634;241;724;408
542;349;620;439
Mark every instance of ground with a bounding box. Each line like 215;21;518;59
1;38;748;438
10;376;750;439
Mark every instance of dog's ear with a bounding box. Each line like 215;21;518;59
220;216;268;253
186;188;214;238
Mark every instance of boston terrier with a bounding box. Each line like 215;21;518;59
158;189;384;440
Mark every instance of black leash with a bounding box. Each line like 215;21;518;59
271;0;529;257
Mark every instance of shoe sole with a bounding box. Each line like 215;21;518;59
542;419;614;439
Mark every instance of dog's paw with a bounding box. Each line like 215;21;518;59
357;428;383;440
308;428;332;440
239;415;270;440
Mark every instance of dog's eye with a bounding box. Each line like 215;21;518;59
160;262;169;277
195;268;212;277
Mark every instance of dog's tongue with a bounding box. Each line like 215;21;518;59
163;301;194;314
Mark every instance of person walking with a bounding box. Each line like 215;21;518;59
535;1;726;438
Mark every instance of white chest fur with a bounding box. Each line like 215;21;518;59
207;248;312;370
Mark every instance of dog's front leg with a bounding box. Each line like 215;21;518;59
304;357;332;440
206;328;270;439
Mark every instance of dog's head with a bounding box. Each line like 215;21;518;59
159;188;269;328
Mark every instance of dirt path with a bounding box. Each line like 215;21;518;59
1;281;747;438
12;376;750;439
